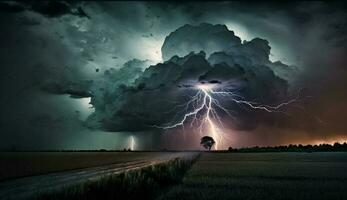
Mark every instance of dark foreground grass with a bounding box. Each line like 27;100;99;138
32;155;199;200
159;152;347;200
0;152;172;181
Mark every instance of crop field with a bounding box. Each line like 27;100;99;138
0;152;198;200
0;152;179;181
2;152;347;200
159;152;347;200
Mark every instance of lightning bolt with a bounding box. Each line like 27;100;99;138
155;83;303;150
129;136;136;150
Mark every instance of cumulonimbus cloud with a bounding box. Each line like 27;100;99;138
84;23;297;132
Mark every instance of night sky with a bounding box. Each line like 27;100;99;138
1;1;347;150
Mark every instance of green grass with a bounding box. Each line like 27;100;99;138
159;152;347;200
0;152;175;180
32;156;198;200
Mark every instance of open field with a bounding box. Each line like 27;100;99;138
0;152;198;200
159;152;347;200
0;152;188;181
2;152;347;200
33;156;198;200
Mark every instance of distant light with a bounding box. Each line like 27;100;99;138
67;96;94;121
141;37;163;63
196;83;217;91
130;136;136;150
225;22;251;41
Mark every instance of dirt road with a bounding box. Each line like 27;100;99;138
0;152;197;200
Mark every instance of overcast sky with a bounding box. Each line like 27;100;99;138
0;1;346;150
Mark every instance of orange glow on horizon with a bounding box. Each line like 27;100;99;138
285;137;347;146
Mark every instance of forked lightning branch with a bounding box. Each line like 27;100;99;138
156;83;301;149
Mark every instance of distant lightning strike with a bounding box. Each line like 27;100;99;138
129;136;135;150
157;83;301;150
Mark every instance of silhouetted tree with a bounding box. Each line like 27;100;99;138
200;136;215;151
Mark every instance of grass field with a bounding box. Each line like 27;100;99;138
2;152;347;200
33;156;198;200
0;152;175;181
159;152;347;200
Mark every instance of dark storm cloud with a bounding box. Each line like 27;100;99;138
89;59;153;112
86;24;290;132
161;23;242;61
0;4;98;150
0;2;26;13
0;1;89;18
1;1;347;150
41;80;93;98
154;1;347;139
